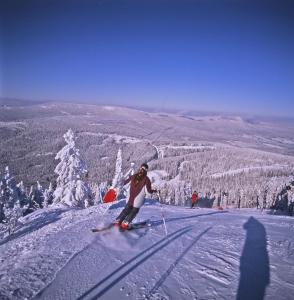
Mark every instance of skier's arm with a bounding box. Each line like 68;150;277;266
124;175;132;185
146;177;157;194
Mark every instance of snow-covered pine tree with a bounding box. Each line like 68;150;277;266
0;167;26;233
27;182;45;211
53;129;92;208
16;181;29;209
111;148;124;199
0;166;18;223
1;167;17;207
184;182;192;206
77;180;94;208
122;162;136;198
25;185;40;215
43;182;54;207
96;181;108;204
3;197;24;235
35;181;45;208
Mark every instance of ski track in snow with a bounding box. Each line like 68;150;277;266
0;204;294;300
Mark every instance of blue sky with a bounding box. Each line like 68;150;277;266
1;0;294;116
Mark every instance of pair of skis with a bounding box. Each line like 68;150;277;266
91;220;150;233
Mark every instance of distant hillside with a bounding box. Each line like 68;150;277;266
0;101;293;209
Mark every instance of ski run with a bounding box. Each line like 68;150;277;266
0;200;294;300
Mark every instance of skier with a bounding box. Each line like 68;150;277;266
114;163;157;229
191;191;198;208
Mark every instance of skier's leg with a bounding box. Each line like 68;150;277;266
124;207;140;223
115;204;133;224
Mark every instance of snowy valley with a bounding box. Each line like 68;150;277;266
1;100;294;212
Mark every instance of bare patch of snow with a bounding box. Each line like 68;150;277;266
103;106;115;111
36;152;54;157
105;134;142;144
60;111;71;115
89;123;103;126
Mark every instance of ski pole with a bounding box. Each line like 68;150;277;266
157;191;168;237
102;203;112;216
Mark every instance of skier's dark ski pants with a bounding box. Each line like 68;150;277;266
116;204;140;224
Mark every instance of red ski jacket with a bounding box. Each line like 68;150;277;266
191;193;198;203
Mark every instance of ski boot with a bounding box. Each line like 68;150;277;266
120;221;129;231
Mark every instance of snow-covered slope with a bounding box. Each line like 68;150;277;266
0;202;293;300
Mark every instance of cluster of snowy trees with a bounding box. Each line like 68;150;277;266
0;129;137;237
0;108;159;187
0;165;53;235
150;146;294;210
0;129;94;236
2;126;294;239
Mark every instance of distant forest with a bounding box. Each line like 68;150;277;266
1;101;294;212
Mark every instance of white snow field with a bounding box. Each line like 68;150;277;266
0;201;294;300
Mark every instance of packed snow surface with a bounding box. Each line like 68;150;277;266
0;201;294;300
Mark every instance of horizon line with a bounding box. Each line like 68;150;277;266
1;96;294;120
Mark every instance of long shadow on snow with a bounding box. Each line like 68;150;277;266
77;225;194;300
148;227;212;297
0;208;66;246
149;211;228;229
236;217;270;300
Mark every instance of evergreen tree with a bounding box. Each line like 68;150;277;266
0;167;26;233
26;185;40;214
3;197;24;235
111;148;124;199
43;182;54;207
34;181;45;208
0;167;18;223
53;129;92;208
16;181;29;208
96;181;108;204
112;148;123;187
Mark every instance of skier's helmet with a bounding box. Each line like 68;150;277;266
141;163;148;171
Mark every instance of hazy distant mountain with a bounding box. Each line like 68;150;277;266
0;97;50;106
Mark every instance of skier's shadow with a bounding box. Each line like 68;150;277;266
148;227;212;297
236;217;270;300
149;211;228;228
77;225;194;300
